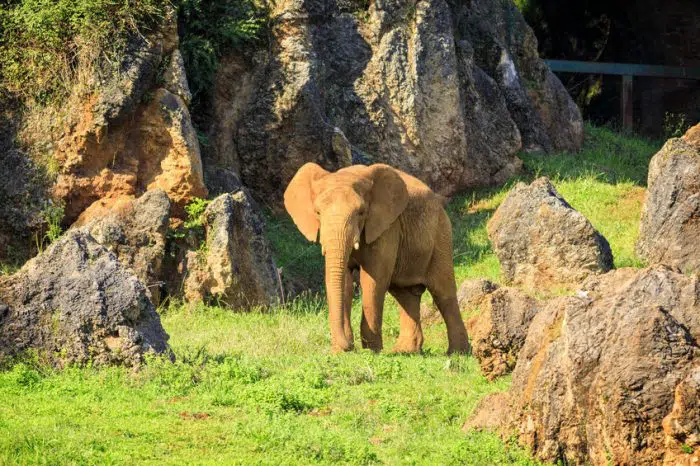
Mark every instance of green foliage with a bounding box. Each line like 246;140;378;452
265;209;325;292
183;196;210;231
177;0;267;115
663;112;691;140
33;200;64;254
0;0;166;105
0;302;535;464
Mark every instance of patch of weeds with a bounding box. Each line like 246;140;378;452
33;200;64;254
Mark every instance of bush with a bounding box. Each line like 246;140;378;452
0;0;167;105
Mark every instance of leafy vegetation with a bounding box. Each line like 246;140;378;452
0;125;662;463
0;0;166;104
177;0;267;117
0;0;266;115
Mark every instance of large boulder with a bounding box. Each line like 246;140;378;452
461;280;540;380
636;123;700;273
76;190;171;306
468;265;700;465
207;0;583;206
0;230;169;367
487;177;613;290
184;190;283;309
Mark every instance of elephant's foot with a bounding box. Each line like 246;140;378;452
331;337;354;353
447;337;471;355
361;339;383;353
391;333;423;354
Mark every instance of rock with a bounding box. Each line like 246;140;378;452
0;230;169;367
487;177;613;290
208;0;583;207
636;125;700;273
184;190;283;309
662;368;700;465
53;84;208;223
163;49;192;105
469;265;700;465
452;0;584;153
49;13;207;224
76;190;171;306
419;302;441;327
464;285;540;380
457;278;500;310
0;148;50;263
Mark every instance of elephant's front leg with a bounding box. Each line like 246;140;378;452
359;268;388;352
343;268;354;347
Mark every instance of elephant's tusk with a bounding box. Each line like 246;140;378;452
354;242;360;250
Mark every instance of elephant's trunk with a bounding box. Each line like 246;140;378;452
322;216;354;352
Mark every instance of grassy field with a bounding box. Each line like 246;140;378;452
0;125;661;465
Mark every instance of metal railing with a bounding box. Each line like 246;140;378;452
545;59;700;130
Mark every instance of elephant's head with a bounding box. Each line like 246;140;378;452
284;163;409;351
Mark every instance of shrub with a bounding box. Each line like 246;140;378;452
0;0;167;105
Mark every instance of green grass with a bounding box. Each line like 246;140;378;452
0;300;538;465
0;125;661;464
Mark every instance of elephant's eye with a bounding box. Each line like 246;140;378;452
358;208;366;217
314;208;320;216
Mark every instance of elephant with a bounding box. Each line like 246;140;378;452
284;162;470;354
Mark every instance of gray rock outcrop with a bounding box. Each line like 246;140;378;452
209;0;584;206
636;123;700;274
0;148;50;263
78;190;171;305
488;177;613;290
468;265;700;465
184;190;283;309
0;230;169;367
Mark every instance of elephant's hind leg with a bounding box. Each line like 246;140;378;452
426;250;470;354
389;285;424;353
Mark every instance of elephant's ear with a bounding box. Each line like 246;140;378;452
284;163;329;242
365;164;409;244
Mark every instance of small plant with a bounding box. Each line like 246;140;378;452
681;443;694;455
183;197;211;232
663;112;690;139
165;197;211;258
33;200;64;253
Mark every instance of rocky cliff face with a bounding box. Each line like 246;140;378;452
5;0;582;227
207;0;583;205
39;11;207;226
